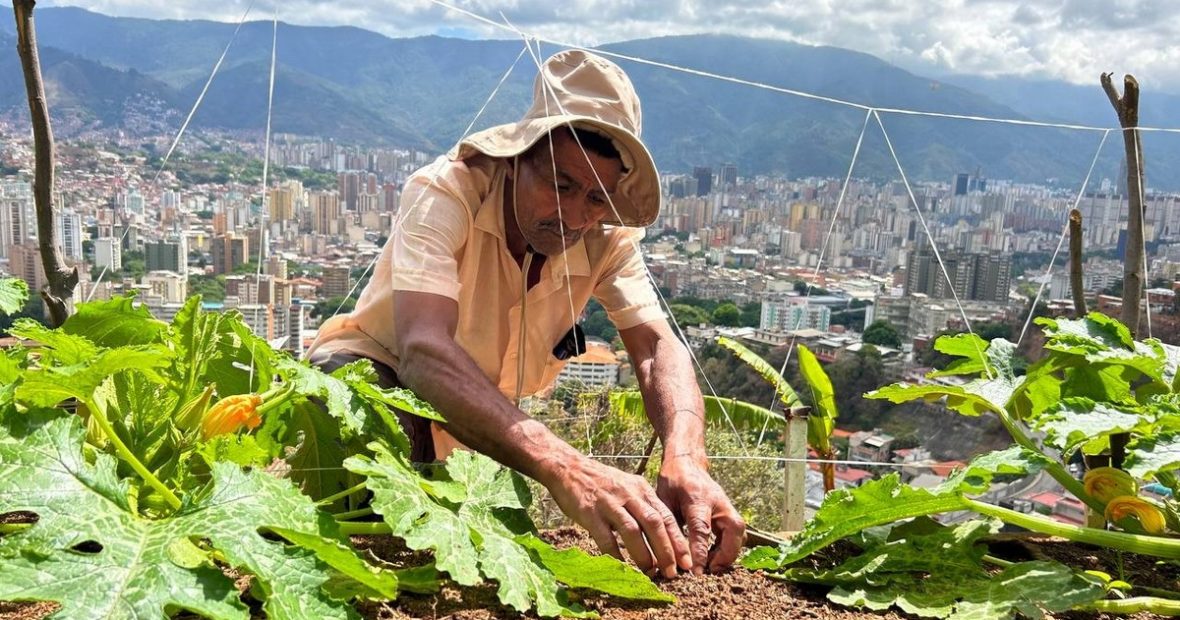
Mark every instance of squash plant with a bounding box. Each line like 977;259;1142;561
0;292;670;618
744;313;1180;618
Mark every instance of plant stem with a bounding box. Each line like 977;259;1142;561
994;409;1104;513
967;499;1180;559
86;398;181;511
337;521;392;536
317;482;367;507
334;507;374;521
981;554;1014;568
1080;596;1180;615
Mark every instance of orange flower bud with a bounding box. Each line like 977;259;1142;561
1104;495;1167;534
1084;467;1137;504
201;394;263;440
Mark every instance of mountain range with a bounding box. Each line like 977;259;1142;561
1;5;1177;189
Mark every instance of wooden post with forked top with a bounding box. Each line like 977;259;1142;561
13;0;78;327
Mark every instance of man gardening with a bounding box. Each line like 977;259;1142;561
308;49;744;576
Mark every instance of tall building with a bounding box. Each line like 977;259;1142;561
146;239;186;274
94;237;122;272
693;166;713;197
265;254;288;280
0;186;33;260
720;163;738;188
144;271;187;303
211;233;249;275
7;243;45;291
760;292;831;332
321;265;351;300
309;191;341;235
953;173;970;196
905;247;1011;303
268;183;298;223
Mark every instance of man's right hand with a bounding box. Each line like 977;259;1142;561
543;456;692;578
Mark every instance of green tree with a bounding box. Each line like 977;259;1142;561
668;304;709;329
188;274;226;302
862;319;902;348
711;302;742;327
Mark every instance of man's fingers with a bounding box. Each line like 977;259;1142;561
706;512;745;572
655;496;693;572
625;496;683;578
584;519;623;561
684;504;713;575
606;504;656;574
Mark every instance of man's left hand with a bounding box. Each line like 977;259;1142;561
656;457;745;574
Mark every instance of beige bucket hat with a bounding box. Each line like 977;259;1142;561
449;49;661;228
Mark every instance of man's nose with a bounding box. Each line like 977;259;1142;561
565;198;609;230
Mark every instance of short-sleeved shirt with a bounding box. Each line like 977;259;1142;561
307;153;665;401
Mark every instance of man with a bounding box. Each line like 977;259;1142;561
308;49;744;576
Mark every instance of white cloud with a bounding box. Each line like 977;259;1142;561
36;0;1180;93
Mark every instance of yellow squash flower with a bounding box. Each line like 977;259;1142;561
1083;467;1137;504
1104;495;1167;534
201;394;263;440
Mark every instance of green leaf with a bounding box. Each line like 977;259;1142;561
269;527;404;600
928;332;993;377
61;295;167;347
605;390;783;430
277;400;351;503
198;433;274;468
950;561;1105;620
518;534;674;603
775;519;1104;620
15;346;172;407
347;446;600;617
7;318;98;366
1126;432;1180;480
1060;365;1134;404
717;336;802;408
937;446;1053;495
1037;314;1165;383
277;358;382;437
0;276;28;315
1031;399;1143;455
797;344;837;448
741;474;968;570
866;382;1003;417
0;413;381;619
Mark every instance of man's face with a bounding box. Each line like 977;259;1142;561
512;130;623;257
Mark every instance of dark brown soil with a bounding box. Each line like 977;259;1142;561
1;528;1174;619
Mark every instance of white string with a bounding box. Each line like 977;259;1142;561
757;108;872;449
873;110;993;379
1017;129;1110;347
87;1;255;302
420;0;1180;136
248;13;279;389
306;43;531;358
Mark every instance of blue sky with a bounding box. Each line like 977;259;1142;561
37;0;1180;94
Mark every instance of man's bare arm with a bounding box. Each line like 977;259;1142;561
392;290;690;576
619;319;746;573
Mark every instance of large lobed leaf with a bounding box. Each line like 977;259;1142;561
781;519;1104;620
60;296;168;348
744;447;1049;570
0;276;29;315
1125;431;1180;480
348;445;665;617
1030;398;1144;456
0;412;402;619
1036;314;1166;383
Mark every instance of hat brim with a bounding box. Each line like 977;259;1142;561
448;116;660;228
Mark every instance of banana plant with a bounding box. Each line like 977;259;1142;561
718;337;840;492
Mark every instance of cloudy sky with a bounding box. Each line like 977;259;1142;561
39;0;1180;93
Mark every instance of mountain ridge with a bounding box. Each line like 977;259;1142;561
0;6;1173;187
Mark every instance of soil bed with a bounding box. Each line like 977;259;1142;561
1;527;1175;619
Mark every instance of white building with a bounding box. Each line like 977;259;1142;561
760;292;831;332
94;237;122;272
144;270;187;304
555;342;622;389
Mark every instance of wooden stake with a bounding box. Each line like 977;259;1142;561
782;406;810;533
1069;209;1087;317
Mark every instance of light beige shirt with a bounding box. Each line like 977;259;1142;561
308;153;664;422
